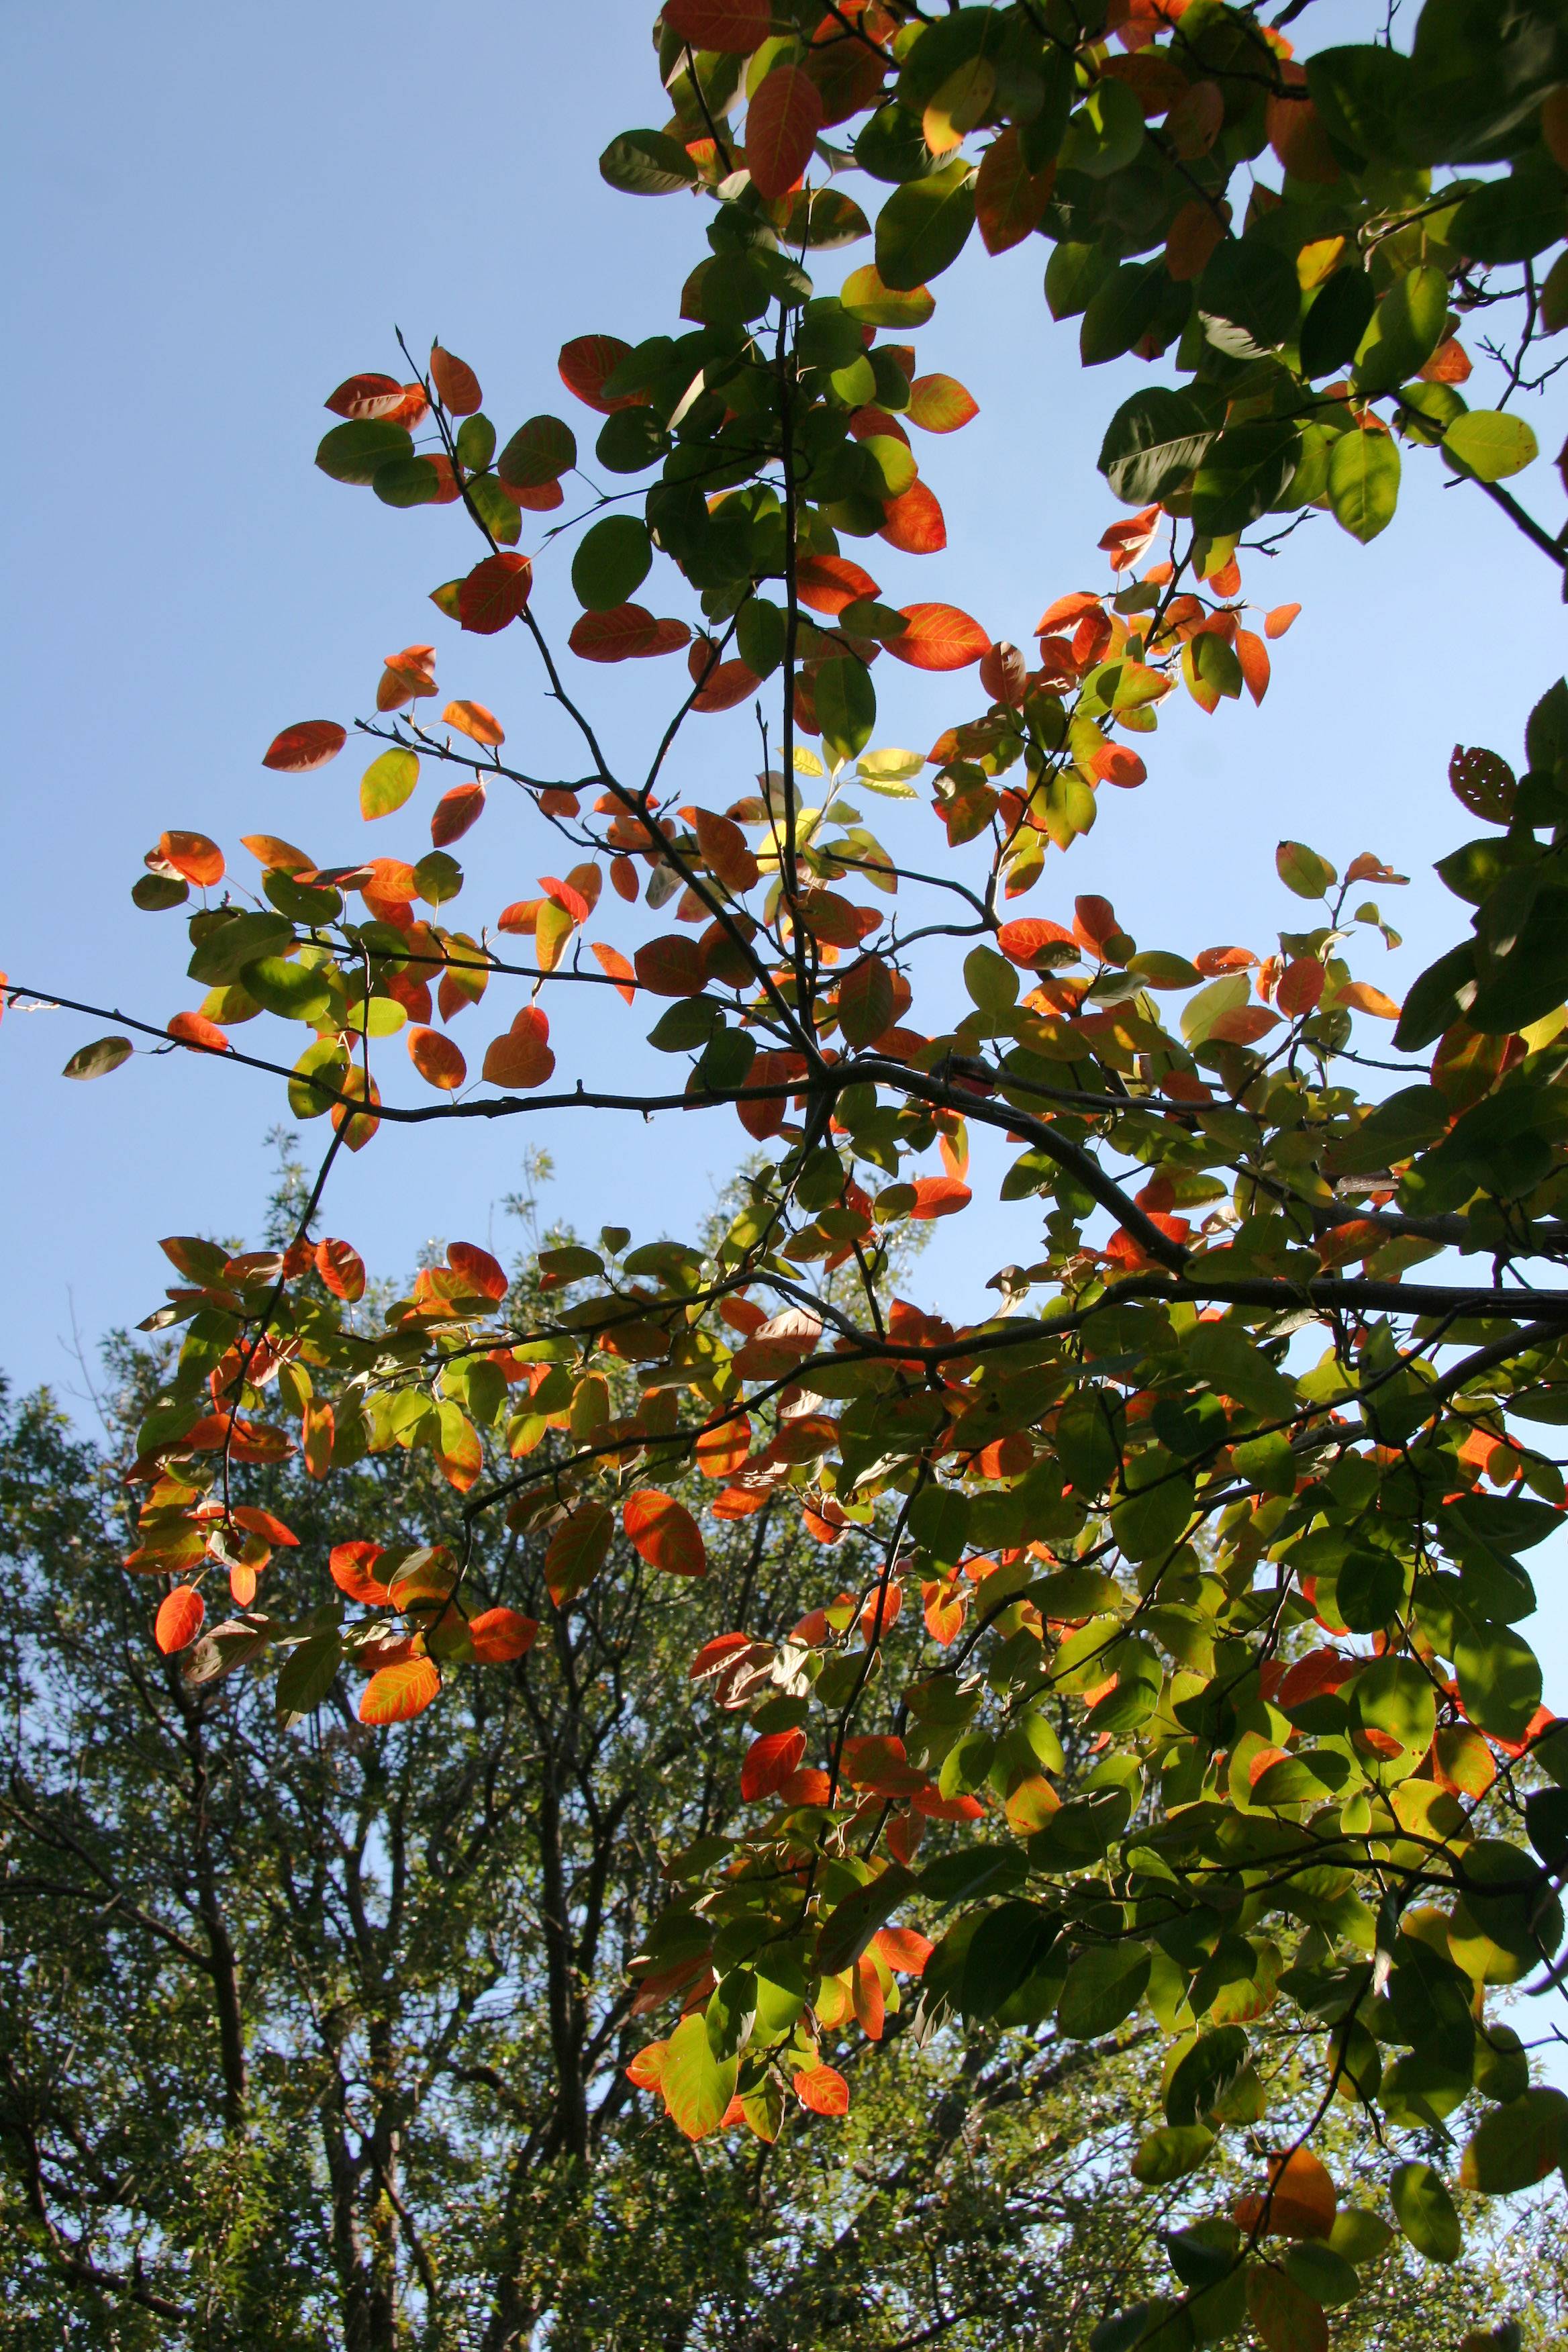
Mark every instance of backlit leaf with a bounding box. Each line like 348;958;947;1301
458;552;533;634
263;720;346;772
624;1489;707;1577
154;1586;205;1655
482;1006;556;1089
746;65;822;201
359;1655;441;1725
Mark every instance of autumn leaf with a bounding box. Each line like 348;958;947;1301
154;1586;205;1655
624;1489;707;1577
793;2065;849;2116
315;1237;365;1301
429;343;481;414
262;720;346;771
746;65;822;201
457;553;533;635
482;1006;555;1089
408;1027;467;1090
359;1655;441;1725
468;1607;539;1663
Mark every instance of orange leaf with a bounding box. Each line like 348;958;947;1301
230;1505;298;1547
469;1606;539;1663
871;1926;932;1975
796;554;881;615
570;603;660;660
447;1240;507;1300
877;481;946;554
591;941;638;1003
691;655;761;713
1236;628;1271;704
885;602;989;673
1234;2147;1337;2241
1276;959;1325;1016
624;1489;707;1577
458;553;532;636
443;699;504;746
693;807;759;894
325;372;405;420
1093;741;1146;789
429;343;481;414
1035;591;1102;636
1337;981;1401;1019
695;1415;752;1477
482;1006;555;1089
330;1540;392;1604
997;917;1077;967
975;126;1055;255
626;2039;669;2090
741;1727;807;1801
158;830;224;887
1195;944;1257;975
315;1236;366;1302
431;782;486;846
1264;603;1302;640
545;1502;615;1607
154;1585;205;1655
262;720;346;772
167;1010;230;1052
1209;1006;1280;1045
408;1026;467;1090
910;1176;970;1222
359;1654;441;1725
794;2065;849;2116
906;373;981;433
557;334;642;415
1165;196;1229;283
746;63;822;200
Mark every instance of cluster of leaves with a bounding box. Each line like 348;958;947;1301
3;1362;1561;2350
9;4;1568;2349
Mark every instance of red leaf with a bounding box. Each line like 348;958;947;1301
558;334;642;415
448;1240;508;1301
871;1926;932;1975
263;720;346;773
877;481;946;554
359;1655;441;1724
746;64;822;201
634;936;707;997
1093;742;1146;789
695;1416;752;1478
482;1005;556;1089
1276;958;1324;1016
741;1727;807;1801
167;1010;230;1053
330;1541;393;1605
794;2065;849;2116
324;372;405;419
662;0;769;52
409;1026;467;1090
691;656;761;713
975;126;1055;255
469;1606;538;1663
231;1506;299;1547
796;555;881;616
431;782;486;846
429;343;481;414
571;603;659;660
158;830;224;887
624;1489;707;1577
545;1503;614;1608
154;1586;205;1655
458;553;533;635
884;603;989;673
315;1237;366;1302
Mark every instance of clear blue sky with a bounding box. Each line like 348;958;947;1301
4;0;1565;1396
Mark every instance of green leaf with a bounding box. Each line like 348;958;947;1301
1451;162;1568;266
1079;262;1165;367
814;654;877;767
920;1845;1027;1905
1189;423;1300;538
1353;264;1449;395
1454;1620;1542;1744
1057;1941;1150;2039
840;264;935;328
1195;238;1301;358
1328;428;1401;542
242;956;335;1024
1300;268;1375;381
960;1898;1061;2020
659;2011;736;2141
315;419;413;484
276;1630;343;1719
1443;410;1540;485
464;475;522;546
1046;240;1114;322
599;128;699;196
1058;79;1145;179
572;516;652;612
373;457;446;508
497;414;577;489
1276;836;1337;899
1306;43;1415;165
815;1863;918;1975
1460;2089;1568;2195
1132;2123;1214;2184
360;746;420;820
1352;1656;1436;1755
1165;2026;1249;2125
1392;942;1478;1053
1389;2160;1461;2263
62;1035;133;1080
875;160;976;293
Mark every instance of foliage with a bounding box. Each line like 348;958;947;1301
6;1;1568;2345
1;1359;1563;2350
